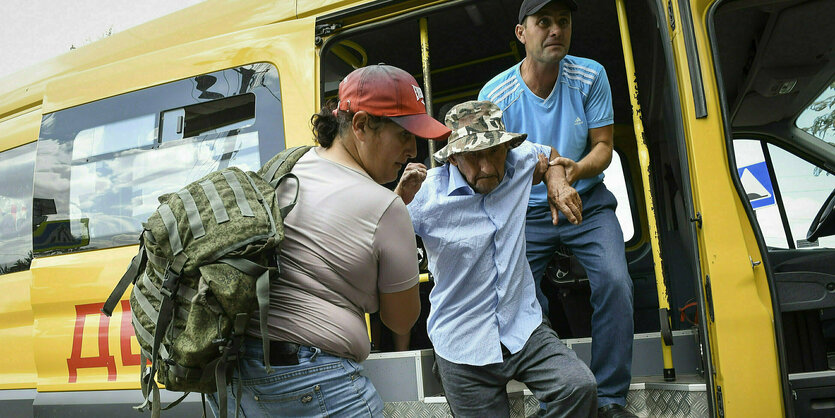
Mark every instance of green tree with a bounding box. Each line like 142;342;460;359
801;81;835;141
0;251;33;275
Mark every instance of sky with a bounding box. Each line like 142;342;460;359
0;0;205;80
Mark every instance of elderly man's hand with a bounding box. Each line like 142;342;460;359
532;153;550;185
547;178;583;225
394;162;427;205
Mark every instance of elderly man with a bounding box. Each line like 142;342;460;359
479;1;635;416
395;100;595;418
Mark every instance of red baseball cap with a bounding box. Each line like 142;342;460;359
336;65;451;140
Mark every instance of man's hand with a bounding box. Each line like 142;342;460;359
550;156;581;185
394;162;427;205
544;163;583;225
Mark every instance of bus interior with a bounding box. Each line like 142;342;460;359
317;0;701;371
318;0;835;413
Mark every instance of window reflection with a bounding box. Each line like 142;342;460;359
797;82;835;143
67;132;261;245
73;114;157;160
33;63;285;255
0;142;36;274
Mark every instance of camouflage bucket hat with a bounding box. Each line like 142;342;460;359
434;100;527;162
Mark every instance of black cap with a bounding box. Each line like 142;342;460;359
518;0;578;24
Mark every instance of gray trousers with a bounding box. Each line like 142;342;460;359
435;323;597;418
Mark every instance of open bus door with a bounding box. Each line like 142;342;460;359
707;0;835;416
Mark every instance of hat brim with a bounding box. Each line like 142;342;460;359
433;131;527;162
390;113;452;141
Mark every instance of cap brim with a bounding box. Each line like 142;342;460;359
390;113;452;140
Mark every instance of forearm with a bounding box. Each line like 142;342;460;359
573;141;613;181
570;125;614;183
544;161;569;187
544;146;569;186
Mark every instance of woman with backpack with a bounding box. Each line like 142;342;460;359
210;64;450;417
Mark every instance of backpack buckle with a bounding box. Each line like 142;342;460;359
160;268;181;298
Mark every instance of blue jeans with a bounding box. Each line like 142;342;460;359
526;182;634;407
208;338;383;417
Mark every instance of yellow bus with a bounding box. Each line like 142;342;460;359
0;0;833;416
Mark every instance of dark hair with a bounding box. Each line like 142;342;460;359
310;99;393;148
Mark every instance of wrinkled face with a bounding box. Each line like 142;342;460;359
360;119;418;184
449;144;509;194
516;2;573;64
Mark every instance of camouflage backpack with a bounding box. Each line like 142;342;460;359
102;146;312;417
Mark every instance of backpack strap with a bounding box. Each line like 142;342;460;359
134;358;161;417
255;268;273;373
260;146;312;186
176;189;206;239
138;251;187;418
208;313;249;418
217;257;275;374
274;173;301;219
160;392;190;411
101;234;147;317
222;171;255;218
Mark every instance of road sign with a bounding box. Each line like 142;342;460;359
738;161;776;209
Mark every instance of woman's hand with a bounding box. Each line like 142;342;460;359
394;163;427;205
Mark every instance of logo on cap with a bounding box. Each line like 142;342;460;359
412;85;425;104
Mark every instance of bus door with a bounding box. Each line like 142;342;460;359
709;0;835;415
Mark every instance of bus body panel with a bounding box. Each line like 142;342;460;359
674;0;783;415
1;2;321;395
0;271;36;390
3;0;833;416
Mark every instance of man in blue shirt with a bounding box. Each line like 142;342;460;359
479;1;635;416
396;100;595;418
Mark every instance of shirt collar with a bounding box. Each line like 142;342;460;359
445;154;517;197
447;164;474;196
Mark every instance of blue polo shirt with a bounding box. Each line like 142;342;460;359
407;141;546;366
478;56;614;203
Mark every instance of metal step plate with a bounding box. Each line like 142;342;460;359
383;377;708;417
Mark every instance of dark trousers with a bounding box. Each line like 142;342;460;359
435;323;597;418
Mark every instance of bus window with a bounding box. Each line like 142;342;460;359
0;142;36;274
797;81;835;143
603;149;635;243
734;139;835;249
32;63;285;255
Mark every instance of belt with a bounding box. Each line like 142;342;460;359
268;340;301;366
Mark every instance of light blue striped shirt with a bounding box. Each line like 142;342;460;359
407;141;545;365
479;56;614;201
